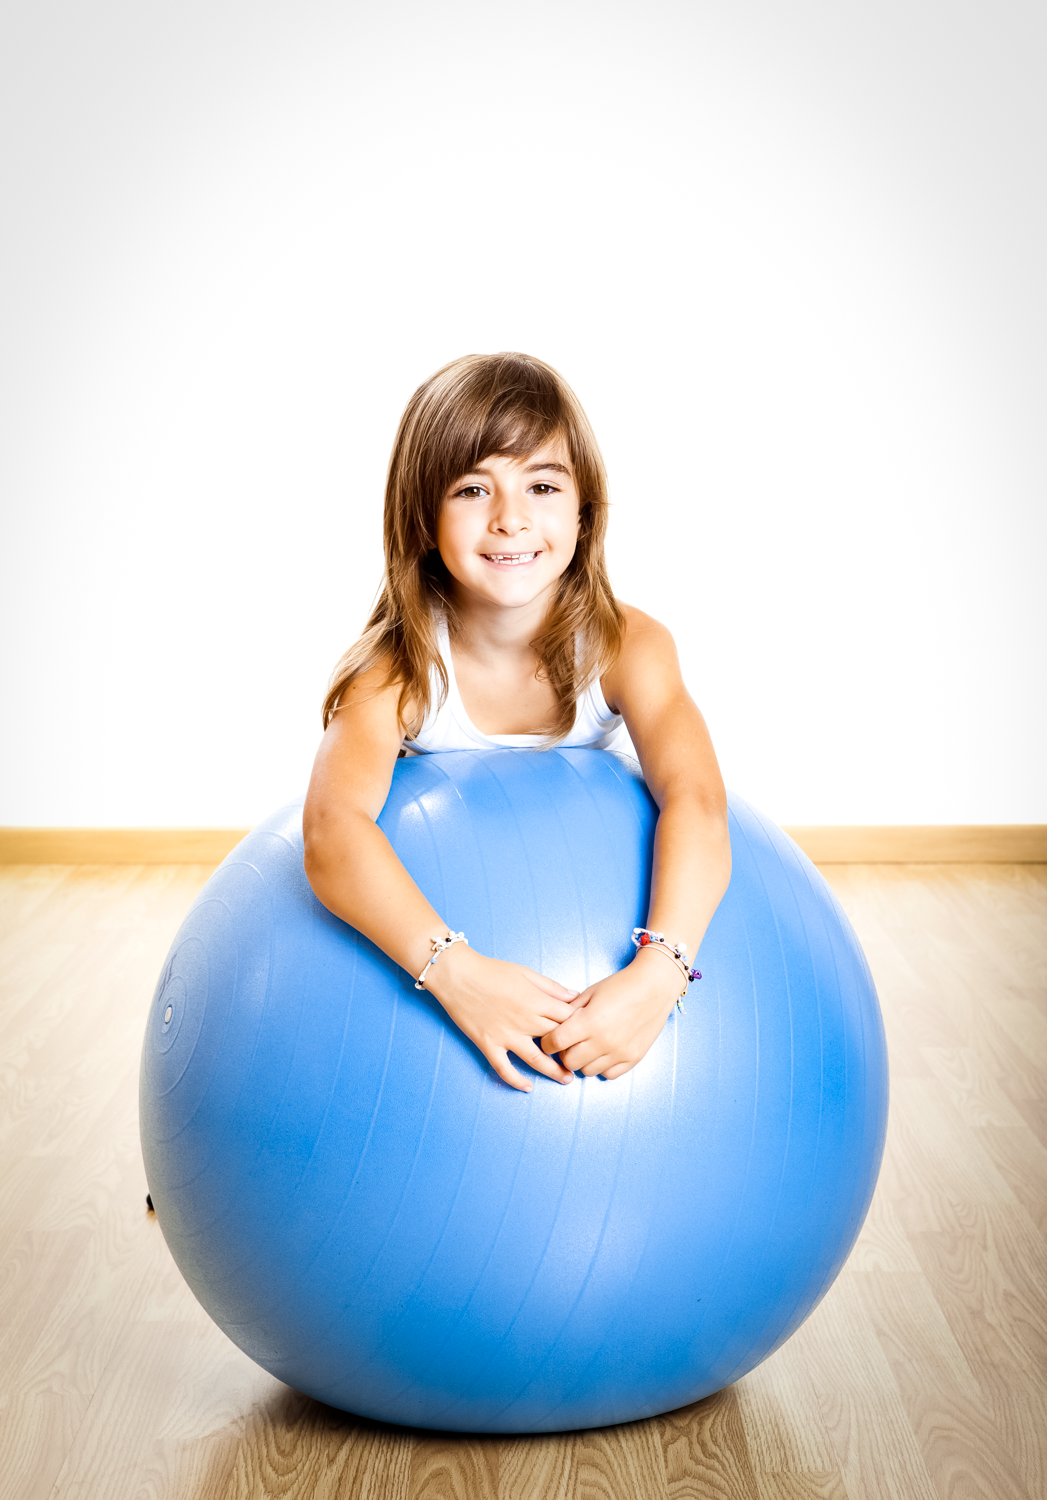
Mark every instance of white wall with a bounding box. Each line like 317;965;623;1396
2;0;1044;827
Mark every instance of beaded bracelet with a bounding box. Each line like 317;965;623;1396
632;927;701;1009
415;931;468;990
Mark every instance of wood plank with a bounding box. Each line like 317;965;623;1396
921;1046;1031;1128
569;1416;668;1500
407;1433;502;1500
908;1204;1047;1499
856;1268;1032;1500
975;1125;1047;1238
0;1230;94;1500
755;1475;850;1499
990;1001;1047;1080
790;1273;939;1500
496;1432;577;1500
735;1328;839;1475
873;1076;1017;1237
1013;1097;1047;1151
973;1012;1047;1106
45;1316;275;1499
208;1393;415;1500
845;1184;923;1276
657;1387;761;1500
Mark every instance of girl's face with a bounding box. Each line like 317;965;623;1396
436;438;581;613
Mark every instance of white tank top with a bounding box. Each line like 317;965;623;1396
403;616;634;756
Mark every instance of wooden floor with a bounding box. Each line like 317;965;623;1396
1;861;1045;1500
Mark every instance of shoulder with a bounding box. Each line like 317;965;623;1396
600;603;683;713
332;654;399;711
329;653;424;738
618;602;675;649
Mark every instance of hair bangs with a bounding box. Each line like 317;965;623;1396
421;361;572;514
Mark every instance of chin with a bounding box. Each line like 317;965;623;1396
491;580;554;606
467;570;555;604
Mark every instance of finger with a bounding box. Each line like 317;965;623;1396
602;1061;632;1080
534;998;578;1027
523;969;582;1002
560;1039;607;1073
580;1055;613;1078
541;1012;593;1055
516;1040;575;1085
530;1006;575;1038
487;1047;532;1093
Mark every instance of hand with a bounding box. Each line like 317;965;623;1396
423;943;581;1093
540;947;682;1080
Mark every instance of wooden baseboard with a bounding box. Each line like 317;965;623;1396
783;825;1047;863
1;824;1045;866
0;828;250;864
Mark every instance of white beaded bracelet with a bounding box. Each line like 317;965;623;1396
632;927;701;1009
415;931;469;990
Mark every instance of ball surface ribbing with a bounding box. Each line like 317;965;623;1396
140;749;887;1433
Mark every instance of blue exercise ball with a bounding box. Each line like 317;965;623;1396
140;749;887;1433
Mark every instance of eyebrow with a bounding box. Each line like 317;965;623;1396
460;460;572;478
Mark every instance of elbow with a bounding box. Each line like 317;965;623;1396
663;783;729;835
677;791;732;892
302;839;327;905
708;803;732;896
718;823;732;897
301;809;337;903
302;836;321;886
301;802;374;911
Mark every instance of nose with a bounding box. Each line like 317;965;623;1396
489;487;531;538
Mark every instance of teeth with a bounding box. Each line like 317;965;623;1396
485;552;537;564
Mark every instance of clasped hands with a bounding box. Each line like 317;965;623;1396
422;943;683;1093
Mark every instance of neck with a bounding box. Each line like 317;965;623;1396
446;582;558;661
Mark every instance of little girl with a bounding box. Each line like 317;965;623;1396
304;352;731;1092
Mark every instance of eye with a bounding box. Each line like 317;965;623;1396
453;485;488;500
528;482;559;495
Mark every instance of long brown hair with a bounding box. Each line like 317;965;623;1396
322;352;626;740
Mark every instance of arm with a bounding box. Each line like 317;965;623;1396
302;663;578;1092
541;608;731;1079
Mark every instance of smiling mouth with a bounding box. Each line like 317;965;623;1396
482;552;539;565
